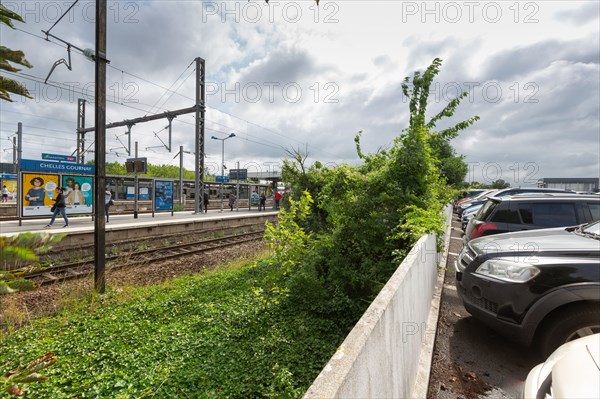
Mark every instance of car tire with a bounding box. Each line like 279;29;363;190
538;304;600;358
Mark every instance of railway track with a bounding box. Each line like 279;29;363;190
23;231;265;286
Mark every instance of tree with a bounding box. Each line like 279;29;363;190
279;58;479;304
491;179;510;189
0;4;33;102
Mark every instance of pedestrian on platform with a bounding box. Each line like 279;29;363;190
203;190;210;213
259;193;266;211
274;191;282;209
105;188;113;223
2;185;9;203
45;187;68;228
228;193;236;211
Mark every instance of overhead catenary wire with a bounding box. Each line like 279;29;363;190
10;24;327;149
44;0;80;36
145;60;195;115
6;25;323;151
3;25;341;163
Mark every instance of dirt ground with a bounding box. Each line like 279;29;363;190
427;217;540;399
1;241;268;331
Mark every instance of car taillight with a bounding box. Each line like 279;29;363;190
470;222;498;239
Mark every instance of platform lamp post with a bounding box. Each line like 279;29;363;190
211;133;235;212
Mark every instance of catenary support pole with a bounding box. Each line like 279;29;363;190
134;141;139;219
77;98;86;163
94;0;107;293
194;57;206;214
17;123;22;226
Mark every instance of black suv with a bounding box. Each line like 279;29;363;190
463;194;600;243
455;220;600;357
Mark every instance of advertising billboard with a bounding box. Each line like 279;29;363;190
22;173;60;216
154;180;174;211
62;175;94;214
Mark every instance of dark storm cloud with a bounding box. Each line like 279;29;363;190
558;2;600;26
479;38;599;82
233;47;319;85
450;59;599;184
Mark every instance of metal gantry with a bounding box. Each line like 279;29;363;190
77;57;207;217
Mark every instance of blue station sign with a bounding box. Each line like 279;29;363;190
20;159;95;174
216;175;230;183
42;153;77;162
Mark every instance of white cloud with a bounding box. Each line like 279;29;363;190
1;0;598;186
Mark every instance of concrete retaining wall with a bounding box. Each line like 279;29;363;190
303;205;452;399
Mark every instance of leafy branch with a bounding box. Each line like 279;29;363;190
2;353;57;396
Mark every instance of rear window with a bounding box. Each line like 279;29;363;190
477;200;499;221
527;203;577;227
588;203;600;220
490;208;521;223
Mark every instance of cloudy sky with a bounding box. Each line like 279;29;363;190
1;0;599;186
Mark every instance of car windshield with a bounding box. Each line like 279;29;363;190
578;220;600;239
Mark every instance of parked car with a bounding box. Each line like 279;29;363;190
455;220;600;357
463;193;600;243
457;187;574;218
461;203;484;230
457;189;497;217
522;333;600;399
454;188;489;207
458;188;486;201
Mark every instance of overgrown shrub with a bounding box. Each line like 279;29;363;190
276;58;478;305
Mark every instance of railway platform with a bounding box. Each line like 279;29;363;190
0;210;279;251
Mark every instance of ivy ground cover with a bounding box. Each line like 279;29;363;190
0;262;348;398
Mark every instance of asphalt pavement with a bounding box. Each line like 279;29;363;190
427;215;541;399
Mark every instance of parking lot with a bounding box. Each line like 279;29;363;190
427;216;541;399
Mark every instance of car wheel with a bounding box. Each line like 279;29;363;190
538;304;600;358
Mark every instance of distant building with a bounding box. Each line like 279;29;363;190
537;178;599;193
0;162;17;174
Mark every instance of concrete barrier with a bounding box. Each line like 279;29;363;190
303;205;452;399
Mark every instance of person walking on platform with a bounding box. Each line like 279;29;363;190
203;190;210;213
259;193;266;211
2;185;9;203
105;188;113;223
228;193;236;211
274;191;282;209
45;187;68;228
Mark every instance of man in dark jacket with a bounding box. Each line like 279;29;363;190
203;190;210;213
45;187;69;228
259;193;266;211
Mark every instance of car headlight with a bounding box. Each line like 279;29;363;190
475;259;540;283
